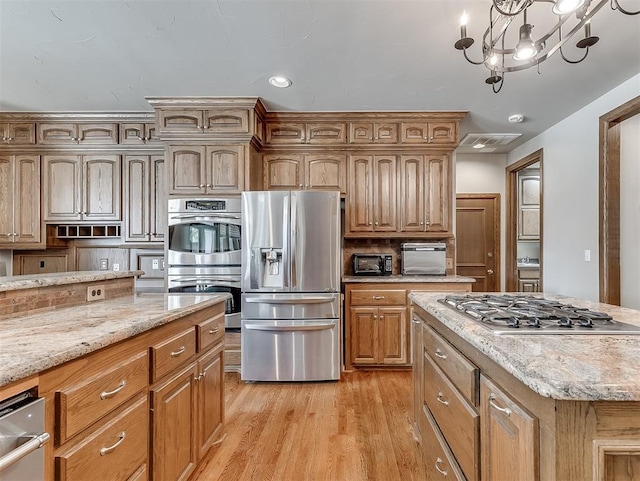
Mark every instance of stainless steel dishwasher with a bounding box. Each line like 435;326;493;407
0;388;50;481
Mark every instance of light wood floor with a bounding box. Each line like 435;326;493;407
190;370;427;481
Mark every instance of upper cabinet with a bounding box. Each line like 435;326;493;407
38;122;118;145
265;122;347;145
120;123;160;145
264;153;346;193
1;122;36;145
349;122;399;144
157;109;250;135
401;121;457;144
518;172;540;240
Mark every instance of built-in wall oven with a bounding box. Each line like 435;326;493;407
167;197;242;328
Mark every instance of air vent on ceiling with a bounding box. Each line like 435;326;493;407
459;132;522;148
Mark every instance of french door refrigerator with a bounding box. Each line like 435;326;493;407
241;190;341;381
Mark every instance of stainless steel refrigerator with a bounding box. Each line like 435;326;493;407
241;190;341;381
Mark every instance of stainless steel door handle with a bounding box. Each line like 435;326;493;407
244;322;336;332
244;297;335;304
0;432;50;472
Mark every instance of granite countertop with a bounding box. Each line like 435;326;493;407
0;270;144;292
342;275;475;283
0;293;229;388
409;292;640;401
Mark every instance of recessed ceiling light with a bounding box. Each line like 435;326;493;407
473;143;486;149
268;76;292;88
508;114;525;123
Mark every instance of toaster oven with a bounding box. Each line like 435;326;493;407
352;254;393;276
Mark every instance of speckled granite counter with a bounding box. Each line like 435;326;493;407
410;292;640;401
0;293;229;387
0;270;143;292
342;275;475;283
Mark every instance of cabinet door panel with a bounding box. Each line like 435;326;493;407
38;123;78;144
379;307;408;364
264;155;302;190
373;156;397;231
401;122;429;143
44;156;81;221
428;122;456;143
0;156;13;240
265;122;305;144
79;123;118;144
150;155;166;241
168;146;206;194
306;123;346;144
347;155;373;232
196;345;224;460
14;155;41;243
350;307;378;365
7;123;36;144
203;109;248;133
83;155;121;220
425;155;449;232
399;155;425;232
305;154;346;193
207;145;243;192
349;123;373;143
120;123;147;145
374;123;398;143
158;110;203;132
124;156;150;242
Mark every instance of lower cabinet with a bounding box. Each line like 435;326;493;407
195;344;224;460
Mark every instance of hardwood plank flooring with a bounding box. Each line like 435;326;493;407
190;370;427;481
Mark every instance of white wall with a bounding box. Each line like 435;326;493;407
620;114;640;309
507;73;640;301
455;153;507;290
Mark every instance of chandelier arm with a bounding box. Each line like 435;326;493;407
493;0;533;16
558;26;590;64
492;76;505;93
611;0;640;15
462;48;487;65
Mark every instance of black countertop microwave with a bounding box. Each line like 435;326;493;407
352;254;393;276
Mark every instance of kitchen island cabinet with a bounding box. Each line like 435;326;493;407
410;292;640;481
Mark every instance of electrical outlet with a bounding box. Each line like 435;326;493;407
113;263;120;271
87;285;105;302
152;258;159;270
446;258;453;269
99;258;108;270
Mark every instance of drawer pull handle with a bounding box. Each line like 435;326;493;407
434;349;447;360
489;394;512;416
373;296;385;300
170;346;186;357
208;328;219;335
100;432;126;456
436;392;449;406
100;380;126;400
435;457;448;476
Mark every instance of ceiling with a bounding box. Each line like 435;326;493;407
1;0;639;153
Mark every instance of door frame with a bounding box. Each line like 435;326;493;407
599;95;640;305
456;193;501;291
505;149;543;291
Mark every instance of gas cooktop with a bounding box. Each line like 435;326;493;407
438;294;640;335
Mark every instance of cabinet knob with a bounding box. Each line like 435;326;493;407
299;184;303;188
12;232;17;236
199;184;205;188
71;137;79;142
206;183;212;188
374;222;379;226
202;125;209;130
420;221;424;225
369;222;373;225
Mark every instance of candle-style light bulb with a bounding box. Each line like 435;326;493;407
460;11;469;38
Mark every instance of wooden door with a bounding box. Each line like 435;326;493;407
151;363;198;481
263;154;303;190
347;155;373;232
399;155;425;232
0;155;14;242
43;155;82;221
480;375;538;481
196;346;224;460
456;195;500;292
83;155;121;221
14;155;40;243
304;154;346;193
124;155;150;242
150;155;166;241
378;307;407;365
350;307;377;365
168;146;206;195
206;145;243;193
425;155;449;232
373;155;397;231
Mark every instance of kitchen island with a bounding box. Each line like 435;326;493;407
0;271;229;481
343;275;474;370
410;292;640;481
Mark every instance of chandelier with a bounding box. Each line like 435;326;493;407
454;0;640;93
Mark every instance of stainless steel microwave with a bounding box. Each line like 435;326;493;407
352;254;393;276
401;242;446;275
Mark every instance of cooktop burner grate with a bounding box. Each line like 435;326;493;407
437;294;640;335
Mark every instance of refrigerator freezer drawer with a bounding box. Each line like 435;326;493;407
241;319;340;381
242;293;340;320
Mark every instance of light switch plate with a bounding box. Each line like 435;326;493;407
113;263;120;271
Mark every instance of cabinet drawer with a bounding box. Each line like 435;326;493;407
350;289;406;306
423;323;478;405
421;405;467;481
518;268;540;279
56;394;148;481
424;353;479;481
150;328;196;382
197;312;224;352
57;351;148;443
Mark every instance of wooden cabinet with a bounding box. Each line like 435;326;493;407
349;122;398;144
1;122;35;144
123;155;166;242
168;144;245;195
399;154;450;233
265;122;346;144
480;375;538;481
38;123;118;145
263;153;346;193
518;267;540;292
518;172;540;240
412;316;423;442
43;154;121;222
347;155;397;234
120;123;159;145
157;109;249;135
401;122;457;144
0;154;42;247
195;343;224;460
